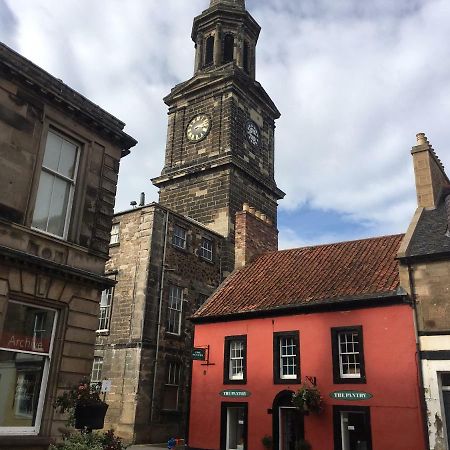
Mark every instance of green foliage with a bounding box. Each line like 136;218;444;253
50;430;125;450
292;380;324;414
54;377;105;426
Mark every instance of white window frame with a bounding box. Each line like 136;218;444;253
200;237;213;261
279;336;297;380
98;287;114;332
338;331;361;379
0;301;58;436
110;223;120;245
172;225;187;249
163;361;181;410
91;356;103;386
229;340;245;381
167;285;183;335
31;129;80;240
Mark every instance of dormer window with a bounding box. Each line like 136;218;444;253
223;34;234;63
205;36;214;66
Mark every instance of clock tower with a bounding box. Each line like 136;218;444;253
152;0;285;273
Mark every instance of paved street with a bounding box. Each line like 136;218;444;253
128;445;167;450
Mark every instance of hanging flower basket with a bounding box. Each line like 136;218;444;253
292;380;324;414
74;402;109;430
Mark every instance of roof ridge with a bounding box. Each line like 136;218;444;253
269;233;404;255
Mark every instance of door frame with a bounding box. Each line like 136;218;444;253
220;402;248;450
332;405;372;450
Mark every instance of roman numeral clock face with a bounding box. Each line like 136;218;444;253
186;114;211;142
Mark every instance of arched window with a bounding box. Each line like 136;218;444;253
243;42;250;74
205;36;214;66
223;34;234;63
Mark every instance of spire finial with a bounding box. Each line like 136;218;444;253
209;0;245;9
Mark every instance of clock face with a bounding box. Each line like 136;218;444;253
245;120;260;146
186;114;211;142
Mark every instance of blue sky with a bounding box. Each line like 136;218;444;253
1;0;450;249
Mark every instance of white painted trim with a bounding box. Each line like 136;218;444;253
420;335;450;351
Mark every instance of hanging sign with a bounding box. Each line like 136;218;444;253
220;390;251;398
329;390;373;401
192;348;206;361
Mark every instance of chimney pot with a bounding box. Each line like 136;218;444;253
416;133;428;145
249;207;256;215
139;192;145;207
243;203;250;212
255;210;262;219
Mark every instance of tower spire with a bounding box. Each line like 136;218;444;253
209;0;245;9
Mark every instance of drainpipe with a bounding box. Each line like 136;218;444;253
407;259;431;450
150;210;170;423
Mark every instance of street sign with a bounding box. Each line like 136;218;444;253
220;389;251;398
101;380;112;393
192;347;206;360
329;390;373;401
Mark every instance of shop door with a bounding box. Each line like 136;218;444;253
334;406;372;450
220;402;248;450
279;407;303;450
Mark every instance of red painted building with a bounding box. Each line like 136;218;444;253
188;216;427;450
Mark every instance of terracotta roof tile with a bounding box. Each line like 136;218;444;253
195;234;404;319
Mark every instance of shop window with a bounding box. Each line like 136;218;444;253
110;223;120;245
224;336;247;384
200;237;213;261
223;34;234;63
333;406;372;450
172;225;187;249
31;129;79;239
220;402;247;450
98;287;114;332
205;36;214;66
331;326;366;384
162;361;181;410
273;331;300;384
167;285;183;335
0;301;57;434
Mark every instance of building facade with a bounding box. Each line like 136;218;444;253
95;0;285;444
398;134;450;450
0;43;136;449
152;0;285;275
94;203;224;443
189;217;427;450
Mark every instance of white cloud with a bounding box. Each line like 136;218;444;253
2;0;450;244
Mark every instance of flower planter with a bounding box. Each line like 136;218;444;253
74;402;108;430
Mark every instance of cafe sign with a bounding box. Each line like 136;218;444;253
192;348;206;361
220;390;251;398
330;390;373;401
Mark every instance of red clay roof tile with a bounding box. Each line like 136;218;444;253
195;234;404;318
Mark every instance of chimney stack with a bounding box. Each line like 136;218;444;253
411;133;450;208
139;192;145;207
235;203;278;269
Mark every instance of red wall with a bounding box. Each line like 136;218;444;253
189;304;426;450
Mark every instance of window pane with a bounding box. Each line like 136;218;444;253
42;131;62;172
339;332;361;378
0;303;55;355
59;139;77;179
32;171;54;232
0;351;46;427
47;176;71;236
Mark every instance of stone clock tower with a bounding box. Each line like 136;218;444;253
152;0;284;273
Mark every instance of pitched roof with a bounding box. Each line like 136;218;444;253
405;192;450;258
194;234;404;320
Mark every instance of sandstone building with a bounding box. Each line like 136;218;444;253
94;0;284;443
398;133;450;450
0;42;136;449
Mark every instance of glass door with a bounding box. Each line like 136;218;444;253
334;407;372;450
221;403;247;450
